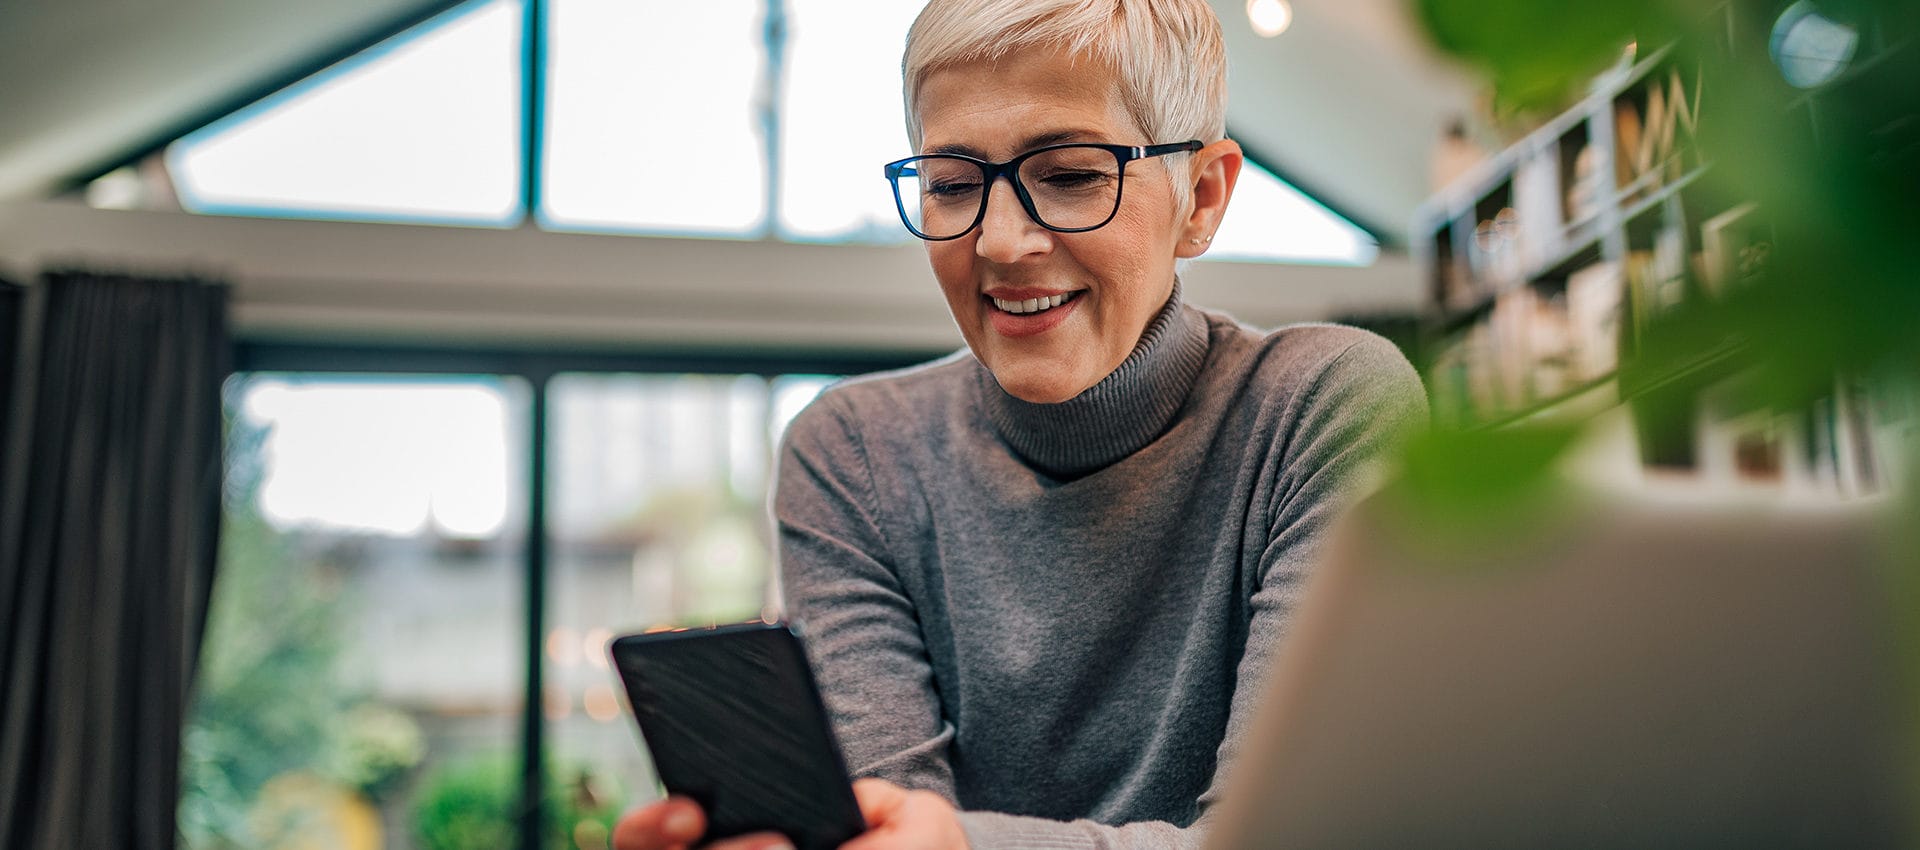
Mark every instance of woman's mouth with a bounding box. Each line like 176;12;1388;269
983;290;1082;338
990;291;1080;315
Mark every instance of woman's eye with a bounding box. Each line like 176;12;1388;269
1040;170;1109;189
927;180;983;198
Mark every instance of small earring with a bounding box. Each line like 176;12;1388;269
1188;235;1213;245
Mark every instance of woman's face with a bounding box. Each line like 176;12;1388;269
914;49;1190;404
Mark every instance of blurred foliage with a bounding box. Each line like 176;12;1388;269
180;413;355;848
243;773;383;850
1410;1;1920;829
1416;0;1672;118
1418;0;1918;392
410;754;623;850
1406;0;1919;508
334;703;428;804
179;400;424;849
1385;424;1587;563
615;483;774;626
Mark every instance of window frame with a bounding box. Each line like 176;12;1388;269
227;338;934;850
65;0;1391;253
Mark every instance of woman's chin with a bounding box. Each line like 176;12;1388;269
989;366;1090;404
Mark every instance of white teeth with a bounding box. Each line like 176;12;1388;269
991;292;1076;314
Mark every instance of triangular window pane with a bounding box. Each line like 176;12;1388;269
539;0;766;237
167;0;524;227
1208;160;1377;266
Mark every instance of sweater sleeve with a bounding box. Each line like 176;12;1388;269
1211;335;1429;796
953;334;1429;850
775;390;959;800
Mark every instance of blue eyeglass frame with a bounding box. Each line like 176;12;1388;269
882;140;1203;241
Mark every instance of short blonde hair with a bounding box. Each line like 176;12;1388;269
902;0;1228;212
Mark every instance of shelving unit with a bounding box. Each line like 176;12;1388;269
1414;30;1910;501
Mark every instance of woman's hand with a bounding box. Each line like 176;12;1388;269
611;780;967;850
841;779;970;850
611;797;794;850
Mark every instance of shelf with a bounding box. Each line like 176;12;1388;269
1436;283;1503;333
1531;228;1606;282
1597;43;1678;101
1620;164;1710;227
1619;338;1749;399
1413;24;1906;503
1466;340;1751;432
1432;166;1714;331
1416;43;1698;238
1434;231;1608;332
1471;374;1620;431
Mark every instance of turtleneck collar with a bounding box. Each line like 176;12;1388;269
974;281;1212;478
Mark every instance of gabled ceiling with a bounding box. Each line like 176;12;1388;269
0;0;1480;242
0;0;462;202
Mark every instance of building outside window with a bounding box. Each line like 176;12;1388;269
185;369;835;850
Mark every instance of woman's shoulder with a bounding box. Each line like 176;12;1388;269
1194;306;1417;391
782;349;978;448
820;349;975;413
1188;307;1428;473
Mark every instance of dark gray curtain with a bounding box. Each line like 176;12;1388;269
0;277;18;488
0;269;230;850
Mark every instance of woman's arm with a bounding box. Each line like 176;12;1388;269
776;390;958;798
782;337;1427;850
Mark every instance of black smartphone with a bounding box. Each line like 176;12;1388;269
608;622;867;850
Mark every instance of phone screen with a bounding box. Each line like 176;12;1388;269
609;622;867;850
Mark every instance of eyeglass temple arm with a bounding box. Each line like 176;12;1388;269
1132;140;1204;159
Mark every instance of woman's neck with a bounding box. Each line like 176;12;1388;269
974;282;1211;478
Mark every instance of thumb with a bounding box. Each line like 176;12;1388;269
851;778;909;829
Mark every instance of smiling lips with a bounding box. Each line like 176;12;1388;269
989;291;1080;315
982;289;1082;338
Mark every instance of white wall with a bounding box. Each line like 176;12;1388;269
0;200;1422;354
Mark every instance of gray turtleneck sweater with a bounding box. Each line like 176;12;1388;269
775;292;1427;849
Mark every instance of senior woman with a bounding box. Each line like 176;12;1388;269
617;1;1425;848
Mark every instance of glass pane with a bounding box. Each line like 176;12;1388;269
180;375;558;850
545;372;836;809
777;0;925;243
167;0;524;227
541;0;767;236
1207;160;1379;266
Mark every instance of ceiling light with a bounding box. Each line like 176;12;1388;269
1769;1;1859;88
1247;0;1292;38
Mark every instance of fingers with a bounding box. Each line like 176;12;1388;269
856;779;913;832
705;833;796;850
609;799;793;850
841;780;969;850
852;778;909;829
611;797;706;850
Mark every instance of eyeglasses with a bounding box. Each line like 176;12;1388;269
883;141;1202;241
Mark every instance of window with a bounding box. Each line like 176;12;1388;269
186;375;535;849
167;1;524;226
545;373;833;804
182;359;853;850
119;0;1379;261
1206;160;1379;266
776;0;925;242
539;0;768;236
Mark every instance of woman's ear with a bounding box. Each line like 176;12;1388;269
1176;139;1243;259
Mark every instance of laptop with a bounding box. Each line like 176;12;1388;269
1207;489;1909;848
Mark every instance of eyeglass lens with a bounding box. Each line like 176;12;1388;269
895;146;1124;239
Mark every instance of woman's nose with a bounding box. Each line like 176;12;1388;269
974;177;1051;262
